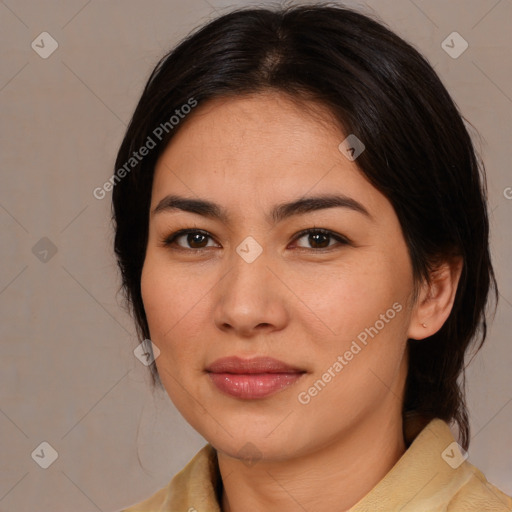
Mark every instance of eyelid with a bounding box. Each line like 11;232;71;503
160;227;351;251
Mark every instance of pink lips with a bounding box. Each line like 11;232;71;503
206;356;306;399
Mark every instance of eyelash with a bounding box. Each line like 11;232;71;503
160;227;350;252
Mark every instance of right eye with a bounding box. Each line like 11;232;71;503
161;229;220;251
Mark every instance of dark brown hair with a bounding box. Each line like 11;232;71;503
112;2;497;450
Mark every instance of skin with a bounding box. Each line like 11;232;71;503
140;91;462;512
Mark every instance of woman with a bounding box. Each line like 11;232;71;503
113;3;512;511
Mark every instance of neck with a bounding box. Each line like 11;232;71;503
217;399;406;512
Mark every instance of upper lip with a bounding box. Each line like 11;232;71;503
206;356;305;374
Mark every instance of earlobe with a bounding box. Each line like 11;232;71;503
408;257;463;340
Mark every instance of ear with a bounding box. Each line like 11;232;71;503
408;257;463;340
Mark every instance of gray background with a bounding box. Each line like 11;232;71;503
0;0;511;510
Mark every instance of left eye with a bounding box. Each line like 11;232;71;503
162;228;349;251
292;228;349;250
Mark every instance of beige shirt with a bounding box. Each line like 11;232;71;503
122;418;512;511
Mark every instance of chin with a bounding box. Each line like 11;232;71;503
193;414;316;463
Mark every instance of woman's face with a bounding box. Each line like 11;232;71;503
141;91;417;461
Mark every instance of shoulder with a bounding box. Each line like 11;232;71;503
349;417;512;511
406;417;512;510
447;461;512;511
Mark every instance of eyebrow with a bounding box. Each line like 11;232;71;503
151;193;373;225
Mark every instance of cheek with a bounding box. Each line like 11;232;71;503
141;256;194;334
140;256;213;369
140;258;185;361
140;260;169;338
141;260;205;409
296;258;409;346
295;269;410;421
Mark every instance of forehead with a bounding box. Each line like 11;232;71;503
151;92;382;215
157;91;340;164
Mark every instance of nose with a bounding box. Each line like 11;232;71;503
213;244;289;338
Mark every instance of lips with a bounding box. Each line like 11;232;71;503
206;356;306;399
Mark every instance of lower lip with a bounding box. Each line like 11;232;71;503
207;372;305;399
